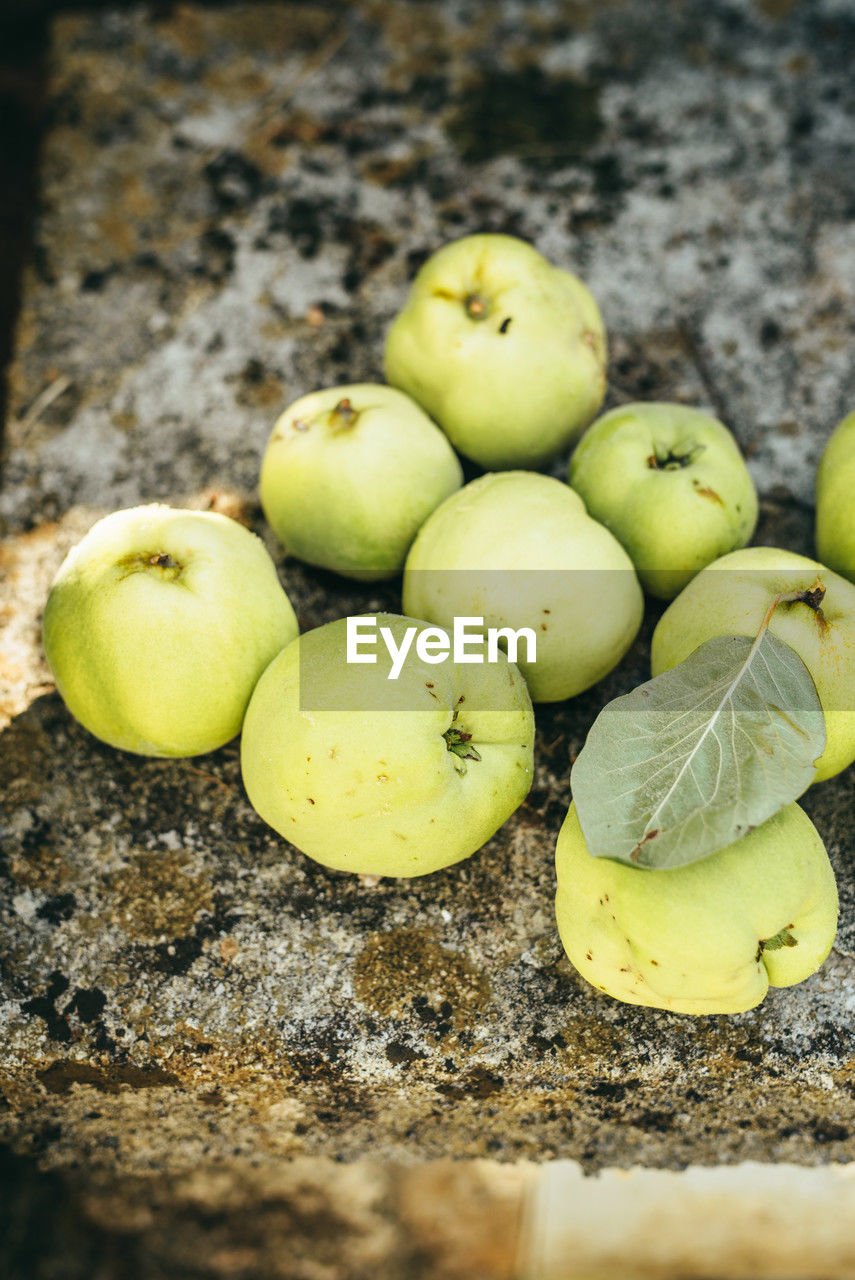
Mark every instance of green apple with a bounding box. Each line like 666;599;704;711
651;546;855;782
384;234;606;469
555;800;838;1015
240;613;534;877
568;402;758;599
260;383;463;582
43;504;298;757
402;472;643;702
816;408;855;581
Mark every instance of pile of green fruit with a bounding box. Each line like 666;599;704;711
41;233;855;1017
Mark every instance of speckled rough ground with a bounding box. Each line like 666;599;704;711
1;1;855;1276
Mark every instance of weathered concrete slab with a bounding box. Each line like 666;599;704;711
525;1160;855;1279
0;1150;532;1279
2;0;855;1275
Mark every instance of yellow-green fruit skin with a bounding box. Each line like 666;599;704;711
260;383;463;582
555;802;838;1015
568;402;758;599
42;505;299;757
240;614;535;878
403;472;643;702
384;234;607;470
816;409;855;582
650;546;855;782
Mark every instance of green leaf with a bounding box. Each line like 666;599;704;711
571;632;826;870
760;927;798;953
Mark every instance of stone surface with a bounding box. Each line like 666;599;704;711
527;1160;855;1279
2;1;855;1276
0;1149;533;1279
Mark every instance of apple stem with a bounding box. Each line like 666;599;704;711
761;578;826;630
737;578;826;670
330;398;359;429
647;441;703;470
444;724;482;766
798;583;827;612
114;550;183;582
464;294;489;320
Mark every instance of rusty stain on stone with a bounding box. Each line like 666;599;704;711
353;926;491;1027
37;1059;180;1095
104;850;213;942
